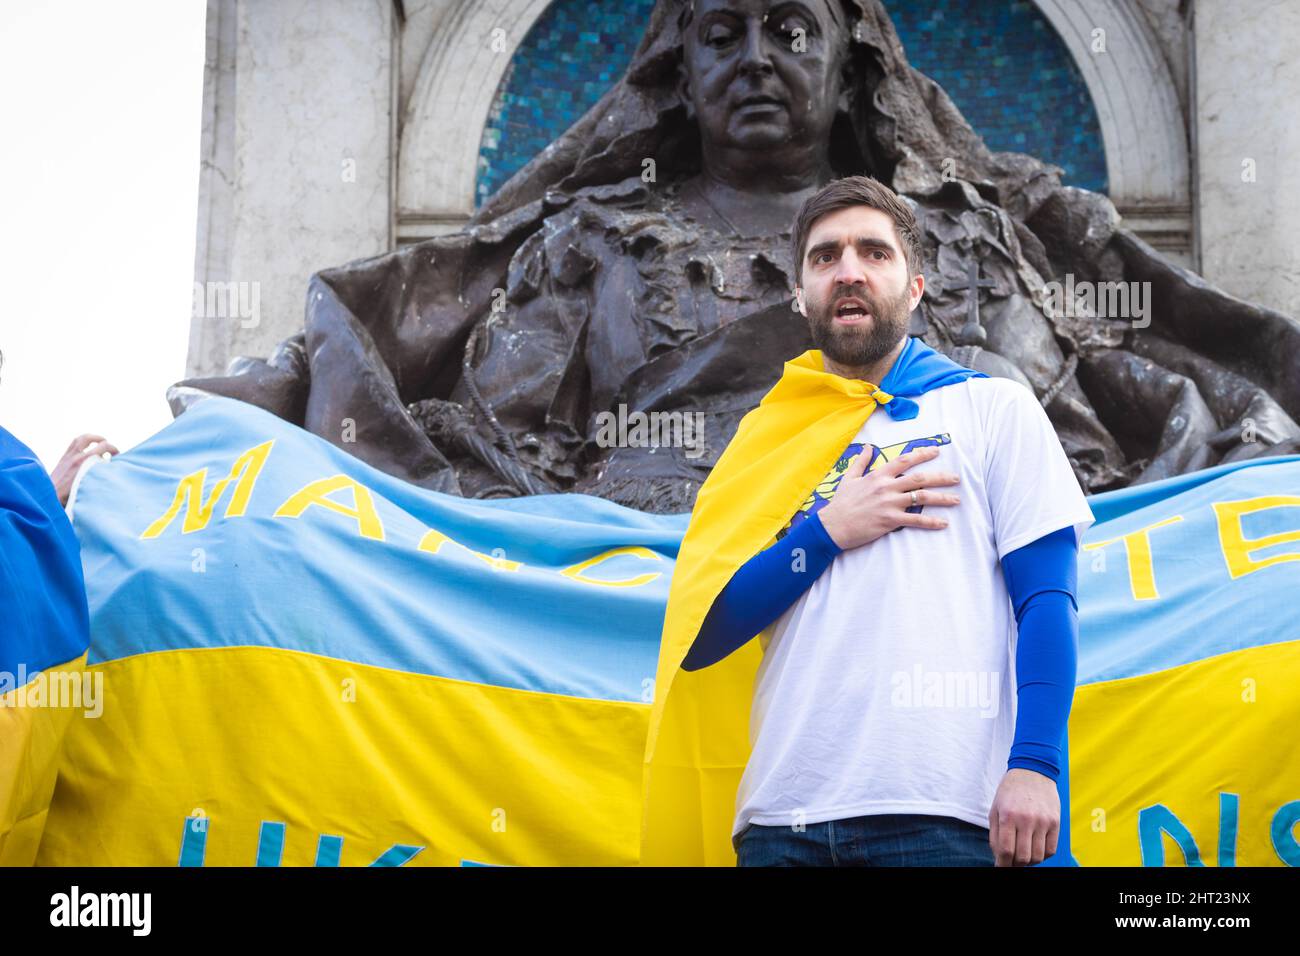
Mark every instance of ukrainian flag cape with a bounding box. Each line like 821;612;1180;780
0;428;91;865
640;337;986;865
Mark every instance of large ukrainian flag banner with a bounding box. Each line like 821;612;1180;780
39;397;686;866
31;397;1300;865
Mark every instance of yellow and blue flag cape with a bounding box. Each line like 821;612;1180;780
641;339;989;864
30;388;1300;865
0;427;91;865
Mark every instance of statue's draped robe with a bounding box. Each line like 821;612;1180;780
170;0;1300;512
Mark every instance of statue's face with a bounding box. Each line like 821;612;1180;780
679;0;849;152
796;205;924;370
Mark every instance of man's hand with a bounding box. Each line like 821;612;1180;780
817;445;960;550
49;433;119;506
988;767;1060;866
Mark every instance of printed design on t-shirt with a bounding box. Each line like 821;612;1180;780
776;432;952;539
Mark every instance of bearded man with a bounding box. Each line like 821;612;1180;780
656;175;1093;866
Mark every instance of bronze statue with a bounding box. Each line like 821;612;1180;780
171;0;1300;513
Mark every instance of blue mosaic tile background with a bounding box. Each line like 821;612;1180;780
475;0;1108;207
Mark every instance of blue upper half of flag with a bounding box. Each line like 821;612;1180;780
1076;452;1300;684
71;398;687;703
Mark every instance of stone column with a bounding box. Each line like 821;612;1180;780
187;0;395;378
1192;0;1300;317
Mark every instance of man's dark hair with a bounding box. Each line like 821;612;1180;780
791;175;924;284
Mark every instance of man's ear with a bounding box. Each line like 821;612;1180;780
908;273;925;312
794;286;807;316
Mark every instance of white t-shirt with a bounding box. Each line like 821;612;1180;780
732;374;1096;838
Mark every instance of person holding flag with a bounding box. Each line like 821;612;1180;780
0;425;94;865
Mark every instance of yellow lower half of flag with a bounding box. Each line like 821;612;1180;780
1071;639;1300;866
30;638;1296;865
36;646;648;866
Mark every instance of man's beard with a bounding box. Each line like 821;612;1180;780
807;282;913;370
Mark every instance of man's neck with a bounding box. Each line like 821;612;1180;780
822;336;907;386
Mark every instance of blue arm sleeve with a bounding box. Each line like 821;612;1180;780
1000;524;1079;782
680;512;842;672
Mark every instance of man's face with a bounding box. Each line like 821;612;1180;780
795;205;925;369
678;0;848;152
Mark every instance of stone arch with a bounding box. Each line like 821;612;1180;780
1033;0;1191;258
396;0;554;240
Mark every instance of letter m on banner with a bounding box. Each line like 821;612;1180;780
140;440;274;539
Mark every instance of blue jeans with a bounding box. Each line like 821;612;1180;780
734;813;995;866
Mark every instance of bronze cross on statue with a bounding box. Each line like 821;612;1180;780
949;258;995;347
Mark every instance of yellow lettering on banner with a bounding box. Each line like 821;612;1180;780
560;546;663;588
1082;515;1183;601
417;528;452;554
272;475;385;541
417;527;521;570
140;441;275;539
472;551;522;572
1213;494;1300;579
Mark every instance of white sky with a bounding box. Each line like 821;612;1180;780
0;0;206;470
